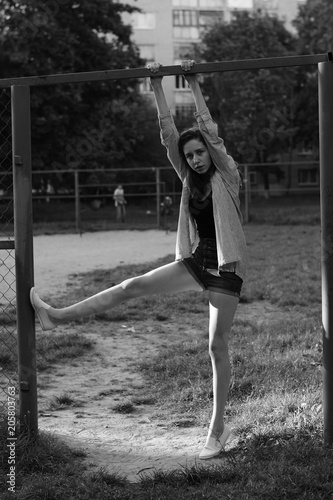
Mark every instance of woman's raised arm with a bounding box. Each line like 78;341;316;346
181;60;206;112
182;60;240;185
147;63;187;181
147;62;170;116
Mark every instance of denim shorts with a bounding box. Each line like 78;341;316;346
181;238;243;297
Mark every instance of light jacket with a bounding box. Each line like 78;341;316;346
159;106;247;280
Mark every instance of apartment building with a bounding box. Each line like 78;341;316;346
123;0;306;116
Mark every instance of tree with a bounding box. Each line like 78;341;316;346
197;10;298;184
0;0;161;193
292;0;333;151
293;0;333;54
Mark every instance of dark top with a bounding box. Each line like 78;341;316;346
189;193;216;239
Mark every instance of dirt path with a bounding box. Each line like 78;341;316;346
38;324;204;482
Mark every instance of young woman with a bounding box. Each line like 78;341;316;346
30;60;247;460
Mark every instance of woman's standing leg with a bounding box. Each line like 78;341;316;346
199;291;239;459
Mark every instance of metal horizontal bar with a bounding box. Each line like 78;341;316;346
240;160;320;167
29;161;320;174
1;160;318;178
0;240;15;249
246;187;320;193
30;167;162;174
0;53;332;88
83;182;157;187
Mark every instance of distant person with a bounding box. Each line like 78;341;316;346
113;184;127;222
30;61;247;460
45;180;54;203
160;195;173;216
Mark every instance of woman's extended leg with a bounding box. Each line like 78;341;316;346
30;261;203;330
199;291;239;459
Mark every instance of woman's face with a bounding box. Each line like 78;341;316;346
183;139;212;174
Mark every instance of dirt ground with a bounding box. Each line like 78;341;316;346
32;229;177;296
33;229;287;482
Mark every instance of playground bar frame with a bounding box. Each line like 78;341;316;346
319;62;333;445
5;53;333;444
12;85;38;434
0;53;332;88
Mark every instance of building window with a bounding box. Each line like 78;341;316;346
132;12;156;30
173;9;199;38
175;74;189;89
199;10;224;26
173;26;200;38
173;0;197;6
298;168;319;186
174;58;191;89
173;10;198;26
199;0;224;7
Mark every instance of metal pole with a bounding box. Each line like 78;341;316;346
11;85;38;435
156;169;161;227
0;53;332;89
318;61;333;445
74;171;81;235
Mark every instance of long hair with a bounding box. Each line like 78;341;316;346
178;128;215;200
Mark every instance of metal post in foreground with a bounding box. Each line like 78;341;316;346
74;170;81;235
11;85;38;435
155;168;161;227
319;61;333;445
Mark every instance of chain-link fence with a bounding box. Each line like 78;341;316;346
0;88;17;417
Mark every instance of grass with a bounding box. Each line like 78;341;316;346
136;317;322;430
48;393;85;411
0;423;332;499
36;332;94;371
246;194;320;225
0;332;94;385
112;402;136;414
2;196;333;498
